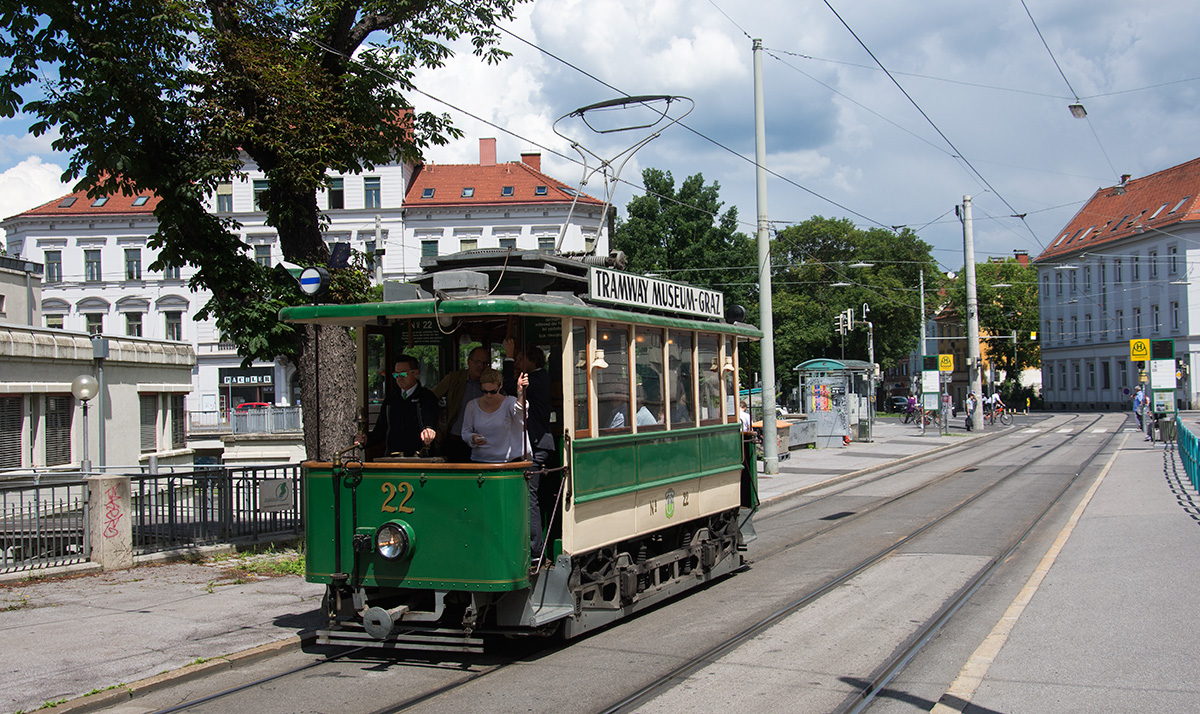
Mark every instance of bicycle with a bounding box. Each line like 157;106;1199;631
985;405;1013;426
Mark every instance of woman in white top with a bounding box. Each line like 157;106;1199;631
461;368;529;463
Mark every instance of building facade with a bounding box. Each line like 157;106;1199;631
1035;157;1200;411
2;138;607;423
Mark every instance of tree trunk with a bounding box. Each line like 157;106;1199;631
297;323;358;461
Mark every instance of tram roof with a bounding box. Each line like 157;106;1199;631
280;295;762;338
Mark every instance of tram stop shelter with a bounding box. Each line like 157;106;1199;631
795;358;875;447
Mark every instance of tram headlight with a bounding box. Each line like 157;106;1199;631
375;521;415;561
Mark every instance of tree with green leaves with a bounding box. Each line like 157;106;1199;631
769;216;939;397
0;0;524;458
613;168;757;309
944;257;1040;383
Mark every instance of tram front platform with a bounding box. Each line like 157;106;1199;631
4;413;1200;714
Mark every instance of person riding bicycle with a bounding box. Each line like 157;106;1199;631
984;391;1005;414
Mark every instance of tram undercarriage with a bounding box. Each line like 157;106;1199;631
316;507;752;649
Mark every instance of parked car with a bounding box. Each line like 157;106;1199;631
888;395;911;413
235;402;272;411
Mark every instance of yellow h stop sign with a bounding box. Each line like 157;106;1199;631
1130;339;1150;361
938;354;954;372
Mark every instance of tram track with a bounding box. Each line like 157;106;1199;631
751;413;1096;563
139;414;1123;714
597;413;1123;714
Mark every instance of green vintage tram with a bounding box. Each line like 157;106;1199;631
280;251;761;649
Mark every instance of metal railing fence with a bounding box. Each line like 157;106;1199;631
0;475;89;573
130;464;303;554
1;463;304;574
1177;416;1200;493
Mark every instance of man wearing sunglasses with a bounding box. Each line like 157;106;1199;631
358;355;438;457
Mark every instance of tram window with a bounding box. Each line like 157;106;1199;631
698;333;721;425
667;331;695;428
635;328;665;430
572;322;590;434
596;323;631;433
723;336;737;423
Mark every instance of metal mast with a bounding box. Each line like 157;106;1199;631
753;39;779;473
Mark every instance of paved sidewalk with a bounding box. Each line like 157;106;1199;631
0;413;1096;714
931;424;1200;713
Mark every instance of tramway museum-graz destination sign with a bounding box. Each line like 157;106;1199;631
588;267;724;319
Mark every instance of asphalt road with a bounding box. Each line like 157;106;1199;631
80;412;1170;714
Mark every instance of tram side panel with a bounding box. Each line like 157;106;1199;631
563;426;745;554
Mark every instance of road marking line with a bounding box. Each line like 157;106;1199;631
1055;427;1074;433
1090;428;1109;433
929;433;1126;714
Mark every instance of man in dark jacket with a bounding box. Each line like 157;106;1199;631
360;355;438;457
504;338;555;562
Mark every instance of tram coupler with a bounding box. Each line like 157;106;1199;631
363;604;411;639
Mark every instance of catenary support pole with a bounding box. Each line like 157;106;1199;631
753;38;779;474
962;196;983;430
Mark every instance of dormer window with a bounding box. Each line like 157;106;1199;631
132;196;149;206
91;197;109;207
58;197;77;208
421;187;435;199
1150;202;1169;220
534;185;548;196
1169;196;1191;214
501;186;514;197
461;187;475;198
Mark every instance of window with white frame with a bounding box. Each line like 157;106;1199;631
1168;246;1178;274
45;395;72;466
125;248;142;280
1134;307;1142;333
253;179;269;210
85;249;102;282
165;311;183;341
44;250;62;283
1152;304;1160;333
1114;259;1122;282
85;313;103;335
254;244;271;266
1083;266;1091;292
1149;251;1158;279
171;394;186;449
1172;301;1180;331
327;177;344;210
0;396;20;469
126;312;143;337
1132;255;1140;281
140;394;157;453
364;177;381;209
1087;362;1096;389
216;182;233;212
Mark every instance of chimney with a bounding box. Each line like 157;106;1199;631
1013;249;1029;267
520;152;541;172
479;138;496;166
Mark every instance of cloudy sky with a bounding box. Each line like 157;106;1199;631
3;0;1199;275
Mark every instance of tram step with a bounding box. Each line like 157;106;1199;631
316;627;485;653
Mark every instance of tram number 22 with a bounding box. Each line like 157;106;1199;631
381;482;415;514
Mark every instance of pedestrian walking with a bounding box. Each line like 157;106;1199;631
1133;385;1145;430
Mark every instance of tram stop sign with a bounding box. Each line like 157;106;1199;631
1130;338;1149;361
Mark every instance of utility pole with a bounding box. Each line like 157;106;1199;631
961;196;983;430
753;39;779;474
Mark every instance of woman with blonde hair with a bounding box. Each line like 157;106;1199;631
461;367;529;463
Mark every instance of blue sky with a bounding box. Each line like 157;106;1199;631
4;0;1199;275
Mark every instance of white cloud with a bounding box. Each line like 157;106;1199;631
0;156;72;248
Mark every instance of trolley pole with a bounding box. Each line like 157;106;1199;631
753;38;779;474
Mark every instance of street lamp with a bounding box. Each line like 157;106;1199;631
71;375;98;472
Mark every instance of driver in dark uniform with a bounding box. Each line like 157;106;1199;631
359;355;438;456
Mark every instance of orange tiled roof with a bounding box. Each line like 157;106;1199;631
1035;156;1200;263
15;186;160;219
405;159;602;208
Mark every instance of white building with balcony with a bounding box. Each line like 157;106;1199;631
1035;156;1200;410
2;137;607;428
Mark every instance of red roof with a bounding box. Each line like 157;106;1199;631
405;158;602;209
1035;156;1200;263
14;186;160;219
